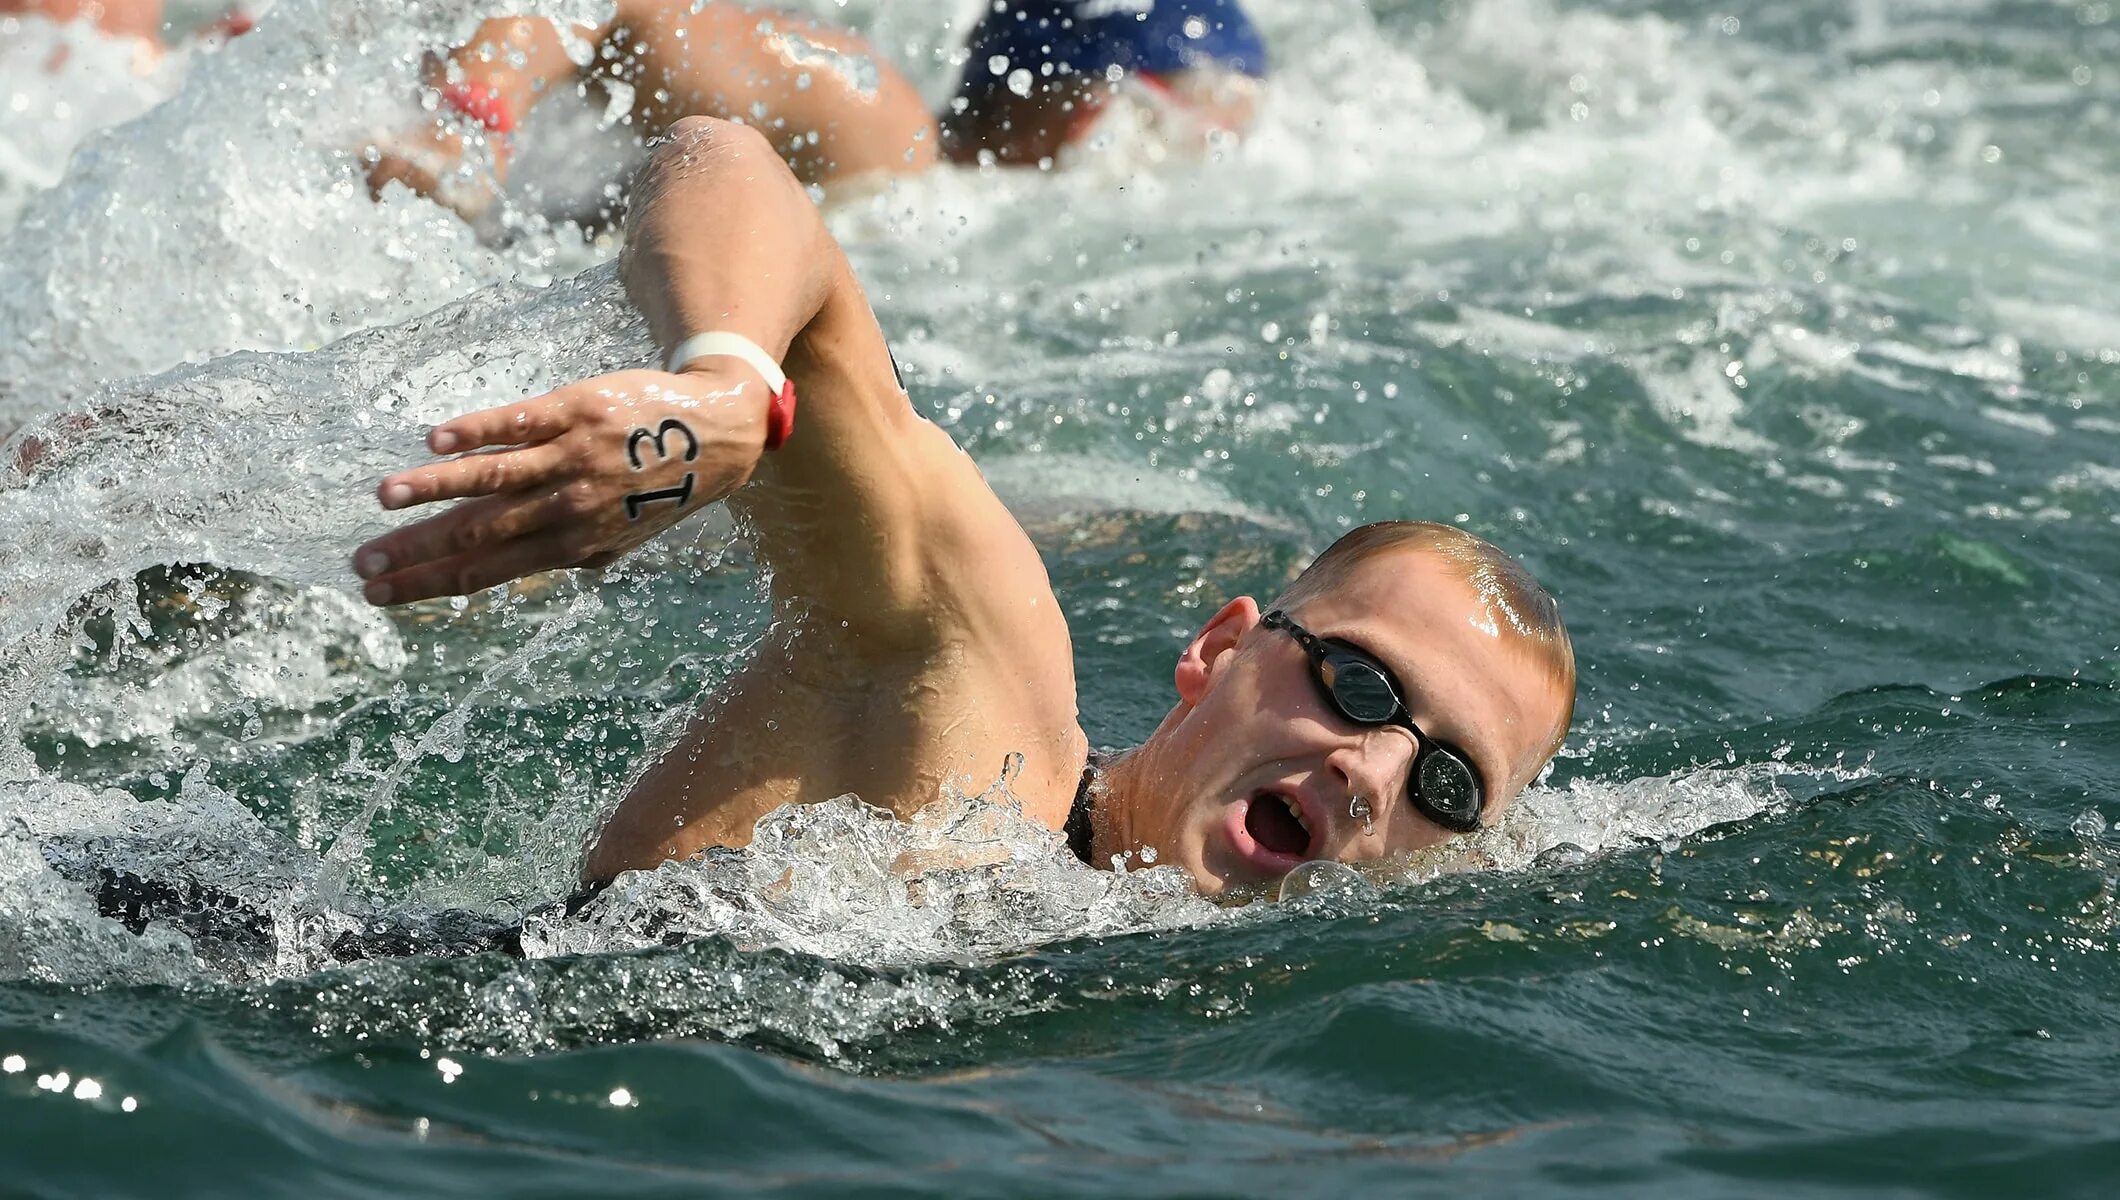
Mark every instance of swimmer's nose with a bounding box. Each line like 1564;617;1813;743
1323;729;1416;838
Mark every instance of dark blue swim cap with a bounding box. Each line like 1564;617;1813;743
954;0;1270;101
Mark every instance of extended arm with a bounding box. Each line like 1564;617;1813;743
356;115;999;639
357;117;1080;885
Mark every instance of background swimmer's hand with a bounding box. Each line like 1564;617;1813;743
351;366;770;606
363;125;502;222
5;411;104;483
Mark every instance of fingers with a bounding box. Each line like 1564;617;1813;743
356;371;695;604
366;156;424;201
355;486;576;585
377;439;572;511
426;394;576;457
359;529;587;607
7;434;49;478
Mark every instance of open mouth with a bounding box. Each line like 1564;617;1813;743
1244;790;1314;859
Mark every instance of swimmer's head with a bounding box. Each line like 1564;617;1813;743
1111;521;1575;898
940;0;1270;167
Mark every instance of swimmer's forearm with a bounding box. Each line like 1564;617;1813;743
437;17;601;131
620;117;843;366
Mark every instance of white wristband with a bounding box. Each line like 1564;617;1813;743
665;331;788;394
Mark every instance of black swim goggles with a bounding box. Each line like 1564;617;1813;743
1261;609;1487;833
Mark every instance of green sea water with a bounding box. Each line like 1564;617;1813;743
2;0;2118;1195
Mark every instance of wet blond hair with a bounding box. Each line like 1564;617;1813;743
1271;521;1577;769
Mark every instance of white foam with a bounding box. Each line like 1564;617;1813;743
25;586;406;749
0;0;620;421
525;792;1222;967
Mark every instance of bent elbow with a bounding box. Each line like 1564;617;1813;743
642;116;778;179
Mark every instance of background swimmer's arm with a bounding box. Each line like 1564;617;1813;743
607;3;937;185
438;17;601;133
366;16;606;206
368;3;934;208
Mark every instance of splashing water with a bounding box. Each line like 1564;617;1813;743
0;0;619;418
769;28;883;101
0;15;180;228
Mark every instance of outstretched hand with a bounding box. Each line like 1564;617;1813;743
352;367;768;606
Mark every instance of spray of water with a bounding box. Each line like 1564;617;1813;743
0;0;620;418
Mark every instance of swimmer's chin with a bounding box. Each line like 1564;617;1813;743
1202;877;1282;907
1178;857;1287;906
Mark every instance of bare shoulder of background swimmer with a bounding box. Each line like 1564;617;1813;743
352;117;1083;885
364;0;934;207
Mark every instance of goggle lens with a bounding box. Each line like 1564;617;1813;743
1322;659;1402;724
1418;750;1482;829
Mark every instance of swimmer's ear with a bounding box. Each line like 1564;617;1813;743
1174;596;1262;705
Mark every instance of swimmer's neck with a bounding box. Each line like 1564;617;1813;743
1087;740;1166;868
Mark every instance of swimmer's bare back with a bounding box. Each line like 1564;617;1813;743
354;117;1086;887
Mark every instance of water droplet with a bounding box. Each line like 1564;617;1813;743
1278;860;1365;902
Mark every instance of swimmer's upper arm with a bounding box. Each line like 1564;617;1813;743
743;281;1048;653
629;118;1038;652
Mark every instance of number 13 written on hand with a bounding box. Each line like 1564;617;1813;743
623;418;700;521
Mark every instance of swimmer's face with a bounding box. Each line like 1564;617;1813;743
1129;547;1570;898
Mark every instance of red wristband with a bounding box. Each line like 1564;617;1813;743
666;332;798;453
440;83;515;134
764;379;797;452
